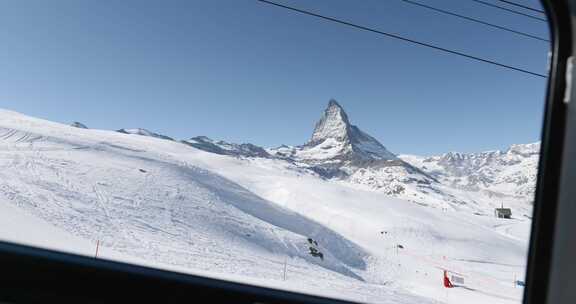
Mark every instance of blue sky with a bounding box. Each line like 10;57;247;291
0;0;549;155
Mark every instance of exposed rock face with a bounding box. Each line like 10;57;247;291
300;99;397;165
117;128;174;141
183;136;271;158
70;122;88;129
267;100;439;198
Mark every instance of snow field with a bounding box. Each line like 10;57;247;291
0;109;531;303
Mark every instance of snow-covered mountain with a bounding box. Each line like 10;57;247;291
0;108;536;304
400;143;539;203
270;100;398;165
259;100;537;212
299;99;398;163
264;100;448;204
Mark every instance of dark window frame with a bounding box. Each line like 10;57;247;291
524;1;573;304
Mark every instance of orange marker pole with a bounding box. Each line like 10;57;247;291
95;240;100;258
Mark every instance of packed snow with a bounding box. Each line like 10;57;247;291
0;108;534;304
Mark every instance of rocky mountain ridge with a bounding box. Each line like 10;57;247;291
111;99;539;210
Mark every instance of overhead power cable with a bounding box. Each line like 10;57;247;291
256;0;546;78
397;0;548;42
494;0;546;14
469;0;547;22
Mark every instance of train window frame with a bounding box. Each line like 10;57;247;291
524;1;576;304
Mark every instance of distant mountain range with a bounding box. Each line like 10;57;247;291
77;99;538;212
400;143;539;203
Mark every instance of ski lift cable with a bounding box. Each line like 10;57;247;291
397;0;549;42
468;0;547;22
494;0;546;14
256;0;547;78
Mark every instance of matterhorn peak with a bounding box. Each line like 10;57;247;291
302;99;397;162
327;98;342;108
310;99;352;143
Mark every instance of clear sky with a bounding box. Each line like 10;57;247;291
0;0;549;155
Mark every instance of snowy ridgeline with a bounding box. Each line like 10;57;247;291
185;100;538;215
0;108;531;304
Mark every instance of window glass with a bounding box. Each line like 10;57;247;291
0;1;548;303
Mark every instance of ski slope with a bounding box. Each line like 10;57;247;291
0;109;530;304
